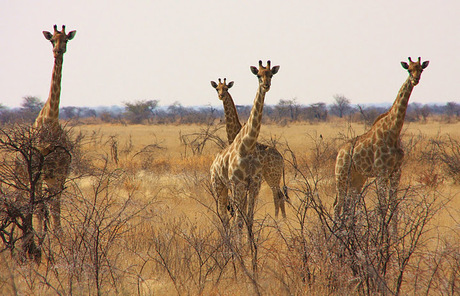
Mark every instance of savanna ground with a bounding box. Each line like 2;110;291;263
1;119;459;295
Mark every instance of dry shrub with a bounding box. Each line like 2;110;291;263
1;122;459;295
427;135;460;183
179;124;226;157
0;123;77;263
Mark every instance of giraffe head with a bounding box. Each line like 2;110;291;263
401;57;429;86
250;60;280;91
43;25;76;58
211;78;234;101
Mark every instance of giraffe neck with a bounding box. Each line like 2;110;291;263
222;92;243;145
237;85;266;156
387;76;414;136
33;55;64;129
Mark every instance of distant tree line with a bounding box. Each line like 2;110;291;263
1;95;459;126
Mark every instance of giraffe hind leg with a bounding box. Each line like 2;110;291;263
278;188;286;218
212;179;230;228
263;165;285;219
271;187;280;218
271;187;286;219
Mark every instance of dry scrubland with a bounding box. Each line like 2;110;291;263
1;120;460;295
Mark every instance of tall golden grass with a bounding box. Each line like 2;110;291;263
1;120;459;295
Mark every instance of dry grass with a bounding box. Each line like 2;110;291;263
1;120;459;295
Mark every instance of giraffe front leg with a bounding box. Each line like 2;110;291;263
389;167;402;239
237;188;248;231
376;176;390;219
376;175;393;248
246;177;262;245
213;179;230;228
247;177;261;230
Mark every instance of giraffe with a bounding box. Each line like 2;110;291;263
334;57;429;227
210;60;280;232
211;78;287;218
32;25;76;232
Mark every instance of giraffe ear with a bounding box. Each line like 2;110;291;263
422;61;429;69
250;66;259;75
227;81;234;88
271;65;280;75
43;31;53;40
401;62;409;69
67;30;76;40
211;81;218;89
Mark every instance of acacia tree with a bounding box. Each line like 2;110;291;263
0;104;11;124
306;102;328;121
167;101;187;123
275;98;300;121
123;99;159;124
20;96;44;123
445;101;460;120
330;94;352;118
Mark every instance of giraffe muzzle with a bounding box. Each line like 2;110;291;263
53;49;65;57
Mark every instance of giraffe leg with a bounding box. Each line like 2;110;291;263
261;147;285;219
50;193;62;233
264;168;285;219
334;181;346;221
270;186;280;218
35;177;48;237
239;191;248;231
376;176;390;219
376;175;393;249
389;167;401;239
335;166;366;226
45;177;65;233
277;188;286;219
346;174;366;227
247;177;262;228
212;178;230;227
267;180;285;219
334;147;352;221
231;183;247;231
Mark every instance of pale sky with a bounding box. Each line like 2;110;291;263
1;1;459;108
